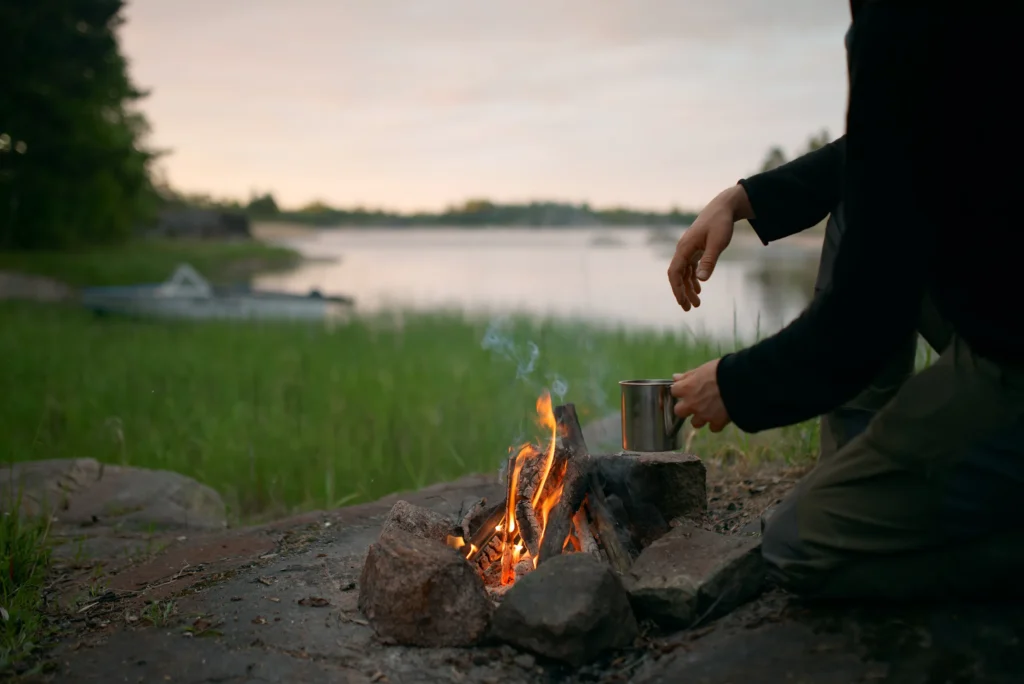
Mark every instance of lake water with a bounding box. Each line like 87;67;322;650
254;226;823;342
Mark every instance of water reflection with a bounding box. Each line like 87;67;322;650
255;226;822;343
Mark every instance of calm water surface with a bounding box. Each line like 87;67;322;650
254;226;823;342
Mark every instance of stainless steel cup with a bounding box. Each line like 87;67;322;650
619;379;685;452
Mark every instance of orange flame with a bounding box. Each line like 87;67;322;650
498;390;566;584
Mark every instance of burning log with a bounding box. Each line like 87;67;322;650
537;404;592;565
501;451;518;584
573;508;599;556
462;396;693;591
462;502;504;560
458;497;488;541
514;451;545;558
514;498;542;558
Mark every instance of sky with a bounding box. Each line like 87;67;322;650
121;0;852;213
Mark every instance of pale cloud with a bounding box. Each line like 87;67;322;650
122;0;851;210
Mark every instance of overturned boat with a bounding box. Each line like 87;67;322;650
81;264;354;322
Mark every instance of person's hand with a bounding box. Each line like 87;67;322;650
671;359;731;432
667;184;751;311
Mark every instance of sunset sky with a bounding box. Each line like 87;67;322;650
121;0;851;212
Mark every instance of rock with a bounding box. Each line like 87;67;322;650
0;458;226;531
0;271;76;303
491;553;639;667
379;500;456;543
626;524;765;629
594;451;707;521
358;528;492;647
513;653;536;670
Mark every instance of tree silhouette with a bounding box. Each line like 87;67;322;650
0;0;157;249
759;146;788;173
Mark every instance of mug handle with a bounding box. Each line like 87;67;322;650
667;415;685;442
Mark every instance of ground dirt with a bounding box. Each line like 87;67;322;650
20;462;1024;684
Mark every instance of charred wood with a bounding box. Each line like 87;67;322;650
536;404;592;564
593;468;670;551
584;480;633;576
604;493;640;559
573;508;600;556
458;497;489;541
464;501;505;560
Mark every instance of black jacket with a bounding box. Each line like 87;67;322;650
716;2;1022;433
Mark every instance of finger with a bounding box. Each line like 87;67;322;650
696;237;728;282
691;415;707;430
681;266;700;309
685;250;704;305
667;265;689;310
673;398;692;419
685;269;702;308
667;254;690;310
669;235;702;304
670;379;685;398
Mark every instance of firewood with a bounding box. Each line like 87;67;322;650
584;479;633;576
464;501;505;560
536;404;592;564
573;508;599;556
514;498;542;558
603;493;640;559
458;497;488;541
593;467;670;551
500;451;518;584
512;446;545;558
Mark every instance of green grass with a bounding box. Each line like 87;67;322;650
0;504;52;677
0;303;817;522
0;238;300;287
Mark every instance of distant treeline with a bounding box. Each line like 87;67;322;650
170;193;700;228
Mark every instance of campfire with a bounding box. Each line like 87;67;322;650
358;388;714;659
446;392;663;593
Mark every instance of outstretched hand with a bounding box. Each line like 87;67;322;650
667;185;750;311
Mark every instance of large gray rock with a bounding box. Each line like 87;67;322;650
0;458;226;531
0;271;76;303
626;524;765;629
358;528;493;647
379;500;456;543
593;451;707;521
491;553;639;667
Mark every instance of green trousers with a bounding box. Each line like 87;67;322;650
761;210;1024;599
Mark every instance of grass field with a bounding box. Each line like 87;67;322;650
0;238;300;287
0;303;818;522
0;505;52;676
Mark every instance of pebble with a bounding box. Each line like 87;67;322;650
513;653;536;669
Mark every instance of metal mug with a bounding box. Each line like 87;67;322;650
619;379;685;452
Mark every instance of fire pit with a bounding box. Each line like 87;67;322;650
357;391;760;667
448;394;673;593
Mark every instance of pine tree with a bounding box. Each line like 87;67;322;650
0;0;158;248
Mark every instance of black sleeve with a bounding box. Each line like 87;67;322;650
738;136;845;245
715;3;933;433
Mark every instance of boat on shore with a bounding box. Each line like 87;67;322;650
81;264;354;322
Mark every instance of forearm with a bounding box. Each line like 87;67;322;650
739;137;846;245
717;4;933;432
706;183;755;223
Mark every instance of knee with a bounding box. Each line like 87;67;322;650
760;496;829;596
